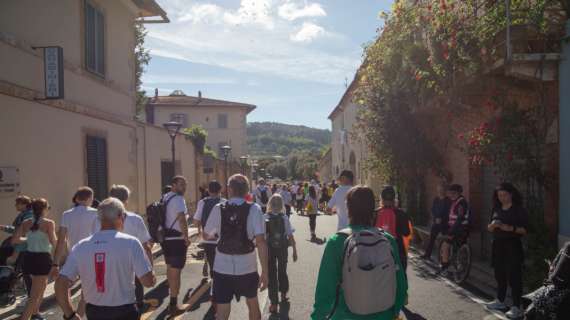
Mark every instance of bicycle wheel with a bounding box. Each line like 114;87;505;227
453;243;471;284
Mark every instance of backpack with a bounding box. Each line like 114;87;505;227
266;214;289;249
259;188;269;205
146;194;177;243
549;242;570;288
328;228;397;318
201;197;224;226
375;208;397;238
217;202;255;255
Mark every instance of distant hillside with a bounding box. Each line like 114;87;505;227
247;122;331;156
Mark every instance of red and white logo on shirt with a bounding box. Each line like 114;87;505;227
94;253;106;293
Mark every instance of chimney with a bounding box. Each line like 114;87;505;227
154;88;158;99
198;90;202;99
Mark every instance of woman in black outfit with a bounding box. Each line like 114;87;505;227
485;182;528;319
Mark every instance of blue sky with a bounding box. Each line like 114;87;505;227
143;0;393;129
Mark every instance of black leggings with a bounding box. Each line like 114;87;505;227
493;239;524;307
268;248;288;305
309;214;317;234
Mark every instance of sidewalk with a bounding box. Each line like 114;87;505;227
0;227;199;319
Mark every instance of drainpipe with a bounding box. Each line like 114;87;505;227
559;19;570;247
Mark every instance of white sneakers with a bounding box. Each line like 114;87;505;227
505;306;523;319
485;299;507;311
485;300;523;319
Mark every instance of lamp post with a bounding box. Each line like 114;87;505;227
239;156;249;175
163;121;182;176
220;145;232;197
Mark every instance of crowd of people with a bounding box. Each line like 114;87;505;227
0;167;566;320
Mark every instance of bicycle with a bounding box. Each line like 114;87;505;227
438;234;472;284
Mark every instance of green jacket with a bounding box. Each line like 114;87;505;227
311;225;408;320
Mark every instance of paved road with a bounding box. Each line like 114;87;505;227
29;212;510;319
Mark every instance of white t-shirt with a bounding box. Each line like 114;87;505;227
263;213;295;236
60;205;98;250
162;192;188;240
194;197;225;245
204;198;265;275
327;185;352;230
123;212;152;245
254;186;272;207
279;190;292;205
60;230;152;307
291;185;299;196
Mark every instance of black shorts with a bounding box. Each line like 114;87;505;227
23;252;52;276
213;272;259;304
161;240;187;269
85;303;139;320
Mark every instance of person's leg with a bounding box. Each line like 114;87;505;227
494;263;508;303
245;297;261;320
268;251;278;306
508;253;524;307
424;225;440;257
205;244;216;278
309;215;316;234
278;250;289;299
216;304;231;320
440;240;450;267
22;275;48;320
167;265;182;304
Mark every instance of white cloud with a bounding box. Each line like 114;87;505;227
290;22;325;42
144;0;358;85
143;74;237;85
178;4;224;24
278;1;326;21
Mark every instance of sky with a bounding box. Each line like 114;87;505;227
143;0;393;129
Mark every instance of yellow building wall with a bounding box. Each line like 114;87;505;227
152;105;249;159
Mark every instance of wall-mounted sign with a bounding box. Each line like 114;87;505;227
43;46;64;99
0;167;21;196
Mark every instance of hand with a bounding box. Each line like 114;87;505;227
293;251;298;262
258;272;269;292
49;266;59;279
499;224;513;232
184;237;191;247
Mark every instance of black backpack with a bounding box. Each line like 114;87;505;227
146;194;177;243
217;202;255;255
259;188;269;205
266;214;289;249
549;242;570;288
201;197;225;226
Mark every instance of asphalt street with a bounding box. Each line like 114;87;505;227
26;212;510;320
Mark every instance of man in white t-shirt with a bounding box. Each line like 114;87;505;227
52;187;98;317
161;176;190;316
55;197;155;320
327;170;355;230
204;174;269;320
253;179;272;213
109;185;153;309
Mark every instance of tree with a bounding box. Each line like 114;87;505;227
135;23;151;119
183;125;207;153
268;163;288;180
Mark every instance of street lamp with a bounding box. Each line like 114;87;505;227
220;145;232;197
239;156;249;175
163;121;182;176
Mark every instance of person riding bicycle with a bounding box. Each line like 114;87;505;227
439;184;470;276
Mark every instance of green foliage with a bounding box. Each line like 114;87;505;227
183;125;208;153
247;122;331;156
135;23;151;120
204;146;217;159
268;163;288;180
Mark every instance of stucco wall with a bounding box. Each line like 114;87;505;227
0;0;136;118
152;105;249;159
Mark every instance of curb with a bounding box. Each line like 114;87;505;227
0;228;200;319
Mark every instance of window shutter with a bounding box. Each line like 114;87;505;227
85;2;95;72
218;114;228;129
86;135;108;201
95;9;105;75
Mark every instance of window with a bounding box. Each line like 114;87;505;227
85;0;105;76
170;113;188;128
86;135;108;201
218;114;228;129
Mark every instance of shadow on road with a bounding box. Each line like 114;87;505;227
403;307;428;320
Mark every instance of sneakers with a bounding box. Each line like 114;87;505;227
485;299;507;311
506;306;523;319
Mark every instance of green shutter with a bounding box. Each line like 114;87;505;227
86;135;108;201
